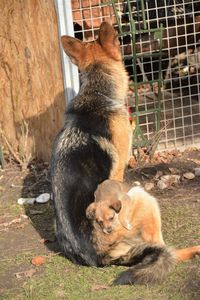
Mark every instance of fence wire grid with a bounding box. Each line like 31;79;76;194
69;0;200;151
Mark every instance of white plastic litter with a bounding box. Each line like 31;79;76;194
36;193;50;204
17;198;36;205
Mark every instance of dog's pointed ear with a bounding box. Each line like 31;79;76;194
109;199;121;213
98;22;121;60
61;36;85;66
86;202;96;220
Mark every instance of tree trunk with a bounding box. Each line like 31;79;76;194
0;0;65;163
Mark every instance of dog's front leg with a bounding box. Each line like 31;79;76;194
109;114;132;181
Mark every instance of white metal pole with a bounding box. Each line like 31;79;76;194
55;0;79;103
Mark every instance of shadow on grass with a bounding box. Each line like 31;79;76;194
21;161;60;254
19;88;75;255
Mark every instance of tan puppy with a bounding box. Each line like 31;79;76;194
86;179;200;285
86;180;164;257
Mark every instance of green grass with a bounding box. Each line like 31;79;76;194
1;255;199;300
1;187;200;300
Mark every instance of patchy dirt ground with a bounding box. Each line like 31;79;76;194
0;149;200;300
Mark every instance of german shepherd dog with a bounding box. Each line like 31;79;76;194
86;179;200;284
50;22;132;266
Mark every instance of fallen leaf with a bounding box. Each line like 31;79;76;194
91;284;109;292
15;272;23;279
15;268;36;279
0;218;22;228
39;238;55;244
128;156;137;168
25;269;36;278
9;218;22;225
15;224;25;229
31;255;45;266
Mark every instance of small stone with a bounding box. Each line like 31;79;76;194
144;182;154;191
183;172;195;180
161;174;181;184
157;180;168;190
36;193;50;204
194;168;200;177
21;214;29;219
169;167;181;175
160;175;170;182
17;198;35;205
172;175;181;183
133;181;141;186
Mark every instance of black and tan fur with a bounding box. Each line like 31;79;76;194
86;179;200;284
50;23;132;266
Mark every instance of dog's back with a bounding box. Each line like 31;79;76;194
51;23;131;266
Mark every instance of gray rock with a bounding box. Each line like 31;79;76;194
183;172;195;180
144;182;154;191
194;168;200;177
157;180;168;190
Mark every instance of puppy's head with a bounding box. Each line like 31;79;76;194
86;198;121;234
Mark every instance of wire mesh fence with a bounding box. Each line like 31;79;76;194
69;0;200;151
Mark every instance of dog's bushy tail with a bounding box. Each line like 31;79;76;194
114;243;200;285
114;245;175;285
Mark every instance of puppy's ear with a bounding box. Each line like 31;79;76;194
86;202;96;220
118;194;133;231
98;22;121;61
61;36;86;66
109;199;121;213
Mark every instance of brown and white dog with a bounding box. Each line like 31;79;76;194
86;179;200;284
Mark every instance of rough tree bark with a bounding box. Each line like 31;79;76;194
0;0;65;163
